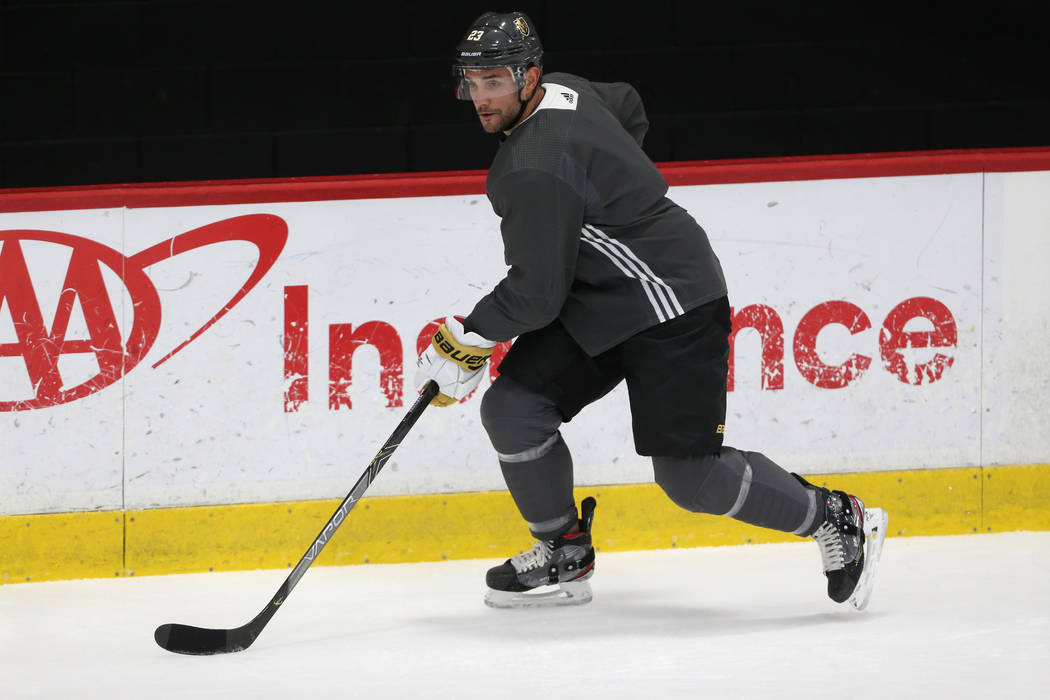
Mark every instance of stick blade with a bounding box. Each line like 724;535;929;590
154;622;253;655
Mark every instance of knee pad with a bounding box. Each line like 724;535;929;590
480;376;563;459
653;449;750;515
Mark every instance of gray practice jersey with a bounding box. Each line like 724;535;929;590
463;72;728;356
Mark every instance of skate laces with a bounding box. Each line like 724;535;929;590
813;522;846;572
510;540;552;574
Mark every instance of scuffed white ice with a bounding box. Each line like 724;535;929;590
1;532;1047;699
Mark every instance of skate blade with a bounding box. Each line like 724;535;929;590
849;508;889;611
484;579;593;609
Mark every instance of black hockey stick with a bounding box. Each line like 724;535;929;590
154;380;440;655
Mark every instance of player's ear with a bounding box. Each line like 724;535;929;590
525;66;542;92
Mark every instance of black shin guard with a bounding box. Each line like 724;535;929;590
653;447;820;535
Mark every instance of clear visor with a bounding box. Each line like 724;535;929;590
454;66;522;102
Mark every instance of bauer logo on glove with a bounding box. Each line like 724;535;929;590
415;316;497;406
432;328;491;371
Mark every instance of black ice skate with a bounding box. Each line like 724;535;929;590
806;482;888;611
484;497;597;609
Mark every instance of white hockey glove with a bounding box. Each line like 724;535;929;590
414;316;497;407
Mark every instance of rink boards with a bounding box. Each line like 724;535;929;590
2;465;1048;582
2;148;1049;583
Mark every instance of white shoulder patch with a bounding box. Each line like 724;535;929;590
536;83;578;112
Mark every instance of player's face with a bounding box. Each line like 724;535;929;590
462;68;522;133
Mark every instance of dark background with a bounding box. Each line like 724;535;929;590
1;0;1046;189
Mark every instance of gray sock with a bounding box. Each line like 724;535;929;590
653;447;820;536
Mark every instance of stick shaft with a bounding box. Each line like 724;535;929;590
155;381;439;654
268;380;438;606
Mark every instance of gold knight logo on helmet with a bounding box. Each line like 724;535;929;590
513;17;530;36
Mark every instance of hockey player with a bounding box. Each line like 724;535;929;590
415;11;888;610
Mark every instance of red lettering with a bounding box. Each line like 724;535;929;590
329;321;403;409
50;247;125;392
1;233;161;410
1;239;59;397
728;304;784;392
3;216;286;411
283;285;308;412
794;301;872;389
278;294;957;413
879;297;957;385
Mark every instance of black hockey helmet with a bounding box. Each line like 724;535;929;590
453;11;543;101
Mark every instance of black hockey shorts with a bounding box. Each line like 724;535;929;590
496;296;731;457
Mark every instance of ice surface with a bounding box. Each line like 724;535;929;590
2;532;1048;699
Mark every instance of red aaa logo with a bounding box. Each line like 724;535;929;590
1;214;288;411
